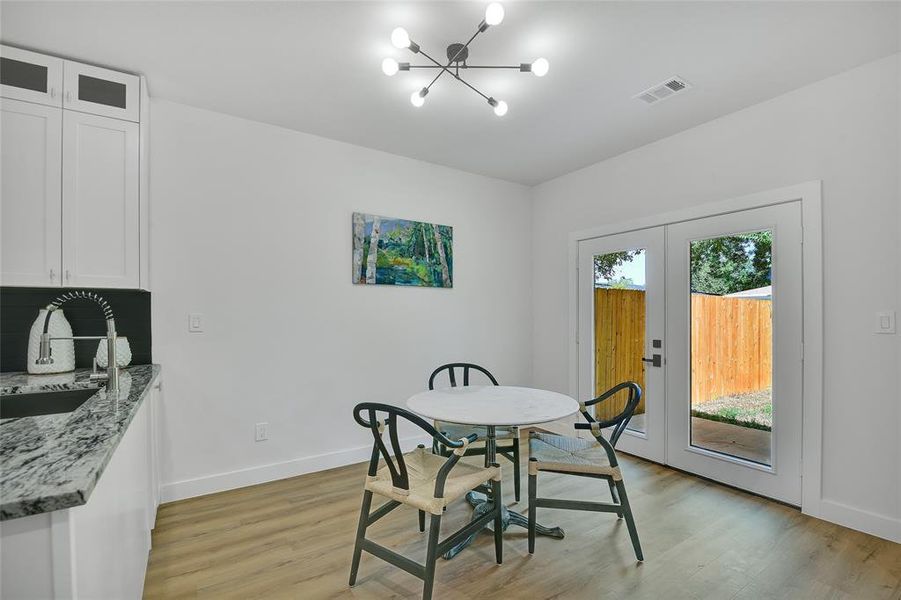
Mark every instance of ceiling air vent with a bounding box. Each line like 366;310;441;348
634;76;691;105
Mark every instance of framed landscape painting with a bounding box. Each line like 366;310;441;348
352;213;453;287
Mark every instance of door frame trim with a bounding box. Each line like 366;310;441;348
567;180;823;517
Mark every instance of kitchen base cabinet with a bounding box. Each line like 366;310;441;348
0;380;160;599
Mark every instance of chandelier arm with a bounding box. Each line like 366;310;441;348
405;65;522;70
455;76;491;102
426;69;445;90
460;65;522;70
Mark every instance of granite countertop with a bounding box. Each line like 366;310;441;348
0;364;161;520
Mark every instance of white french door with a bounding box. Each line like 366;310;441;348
578;227;666;463
578;202;803;504
666;203;802;504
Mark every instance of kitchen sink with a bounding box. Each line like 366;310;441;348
0;388;99;419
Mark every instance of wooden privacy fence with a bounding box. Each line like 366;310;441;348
593;288;772;420
690;294;771;404
594;289;647;420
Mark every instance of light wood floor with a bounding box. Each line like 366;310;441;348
144;444;901;599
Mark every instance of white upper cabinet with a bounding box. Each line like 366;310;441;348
62;110;140;288
0;99;62;286
0;45;147;290
0;46;63;108
64;61;140;122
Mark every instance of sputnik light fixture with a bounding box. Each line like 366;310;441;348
382;2;548;116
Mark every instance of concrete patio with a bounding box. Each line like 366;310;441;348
627;413;771;465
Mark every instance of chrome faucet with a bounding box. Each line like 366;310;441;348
36;291;119;395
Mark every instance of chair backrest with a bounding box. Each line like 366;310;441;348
428;363;499;390
576;381;643;448
353;402;467;491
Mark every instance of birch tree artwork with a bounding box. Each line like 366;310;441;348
351;212;453;287
365;216;381;284
352;213;365;283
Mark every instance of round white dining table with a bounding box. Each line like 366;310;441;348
407;385;579;428
407;385;579;559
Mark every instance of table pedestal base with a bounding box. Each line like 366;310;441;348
442;492;565;560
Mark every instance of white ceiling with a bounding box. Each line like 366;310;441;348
2;1;898;185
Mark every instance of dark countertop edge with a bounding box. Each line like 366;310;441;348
0;490;85;523
0;364;162;521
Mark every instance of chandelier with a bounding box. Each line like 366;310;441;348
381;2;549;116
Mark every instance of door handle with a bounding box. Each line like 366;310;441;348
642;354;662;368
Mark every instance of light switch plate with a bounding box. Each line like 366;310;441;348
875;311;896;334
188;313;204;333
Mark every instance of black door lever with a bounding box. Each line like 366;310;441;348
641;354;662;368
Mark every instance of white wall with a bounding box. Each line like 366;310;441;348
151;54;898;541
150;99;532;500
530;54;900;540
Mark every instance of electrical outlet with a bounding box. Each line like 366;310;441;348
255;422;269;442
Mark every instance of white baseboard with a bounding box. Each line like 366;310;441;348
813;499;901;543
160;434;431;503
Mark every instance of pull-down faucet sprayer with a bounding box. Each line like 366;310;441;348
36;291;119;395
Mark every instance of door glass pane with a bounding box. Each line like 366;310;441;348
78;74;127;109
594;249;647;432
689;230;772;465
0;57;48;93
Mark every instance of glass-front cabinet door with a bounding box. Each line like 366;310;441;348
63;61;140;122
0;45;63;107
1;45;140;122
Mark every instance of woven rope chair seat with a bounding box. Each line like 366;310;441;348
529;432;622;480
365;447;501;515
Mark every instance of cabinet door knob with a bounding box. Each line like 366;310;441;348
49;87;57;99
49;268;55;281
65;91;72;102
65;269;71;283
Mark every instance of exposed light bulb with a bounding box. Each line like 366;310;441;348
485;2;505;26
493;100;508;116
531;57;549;77
382;58;399;76
410;90;426;107
391;27;411;49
